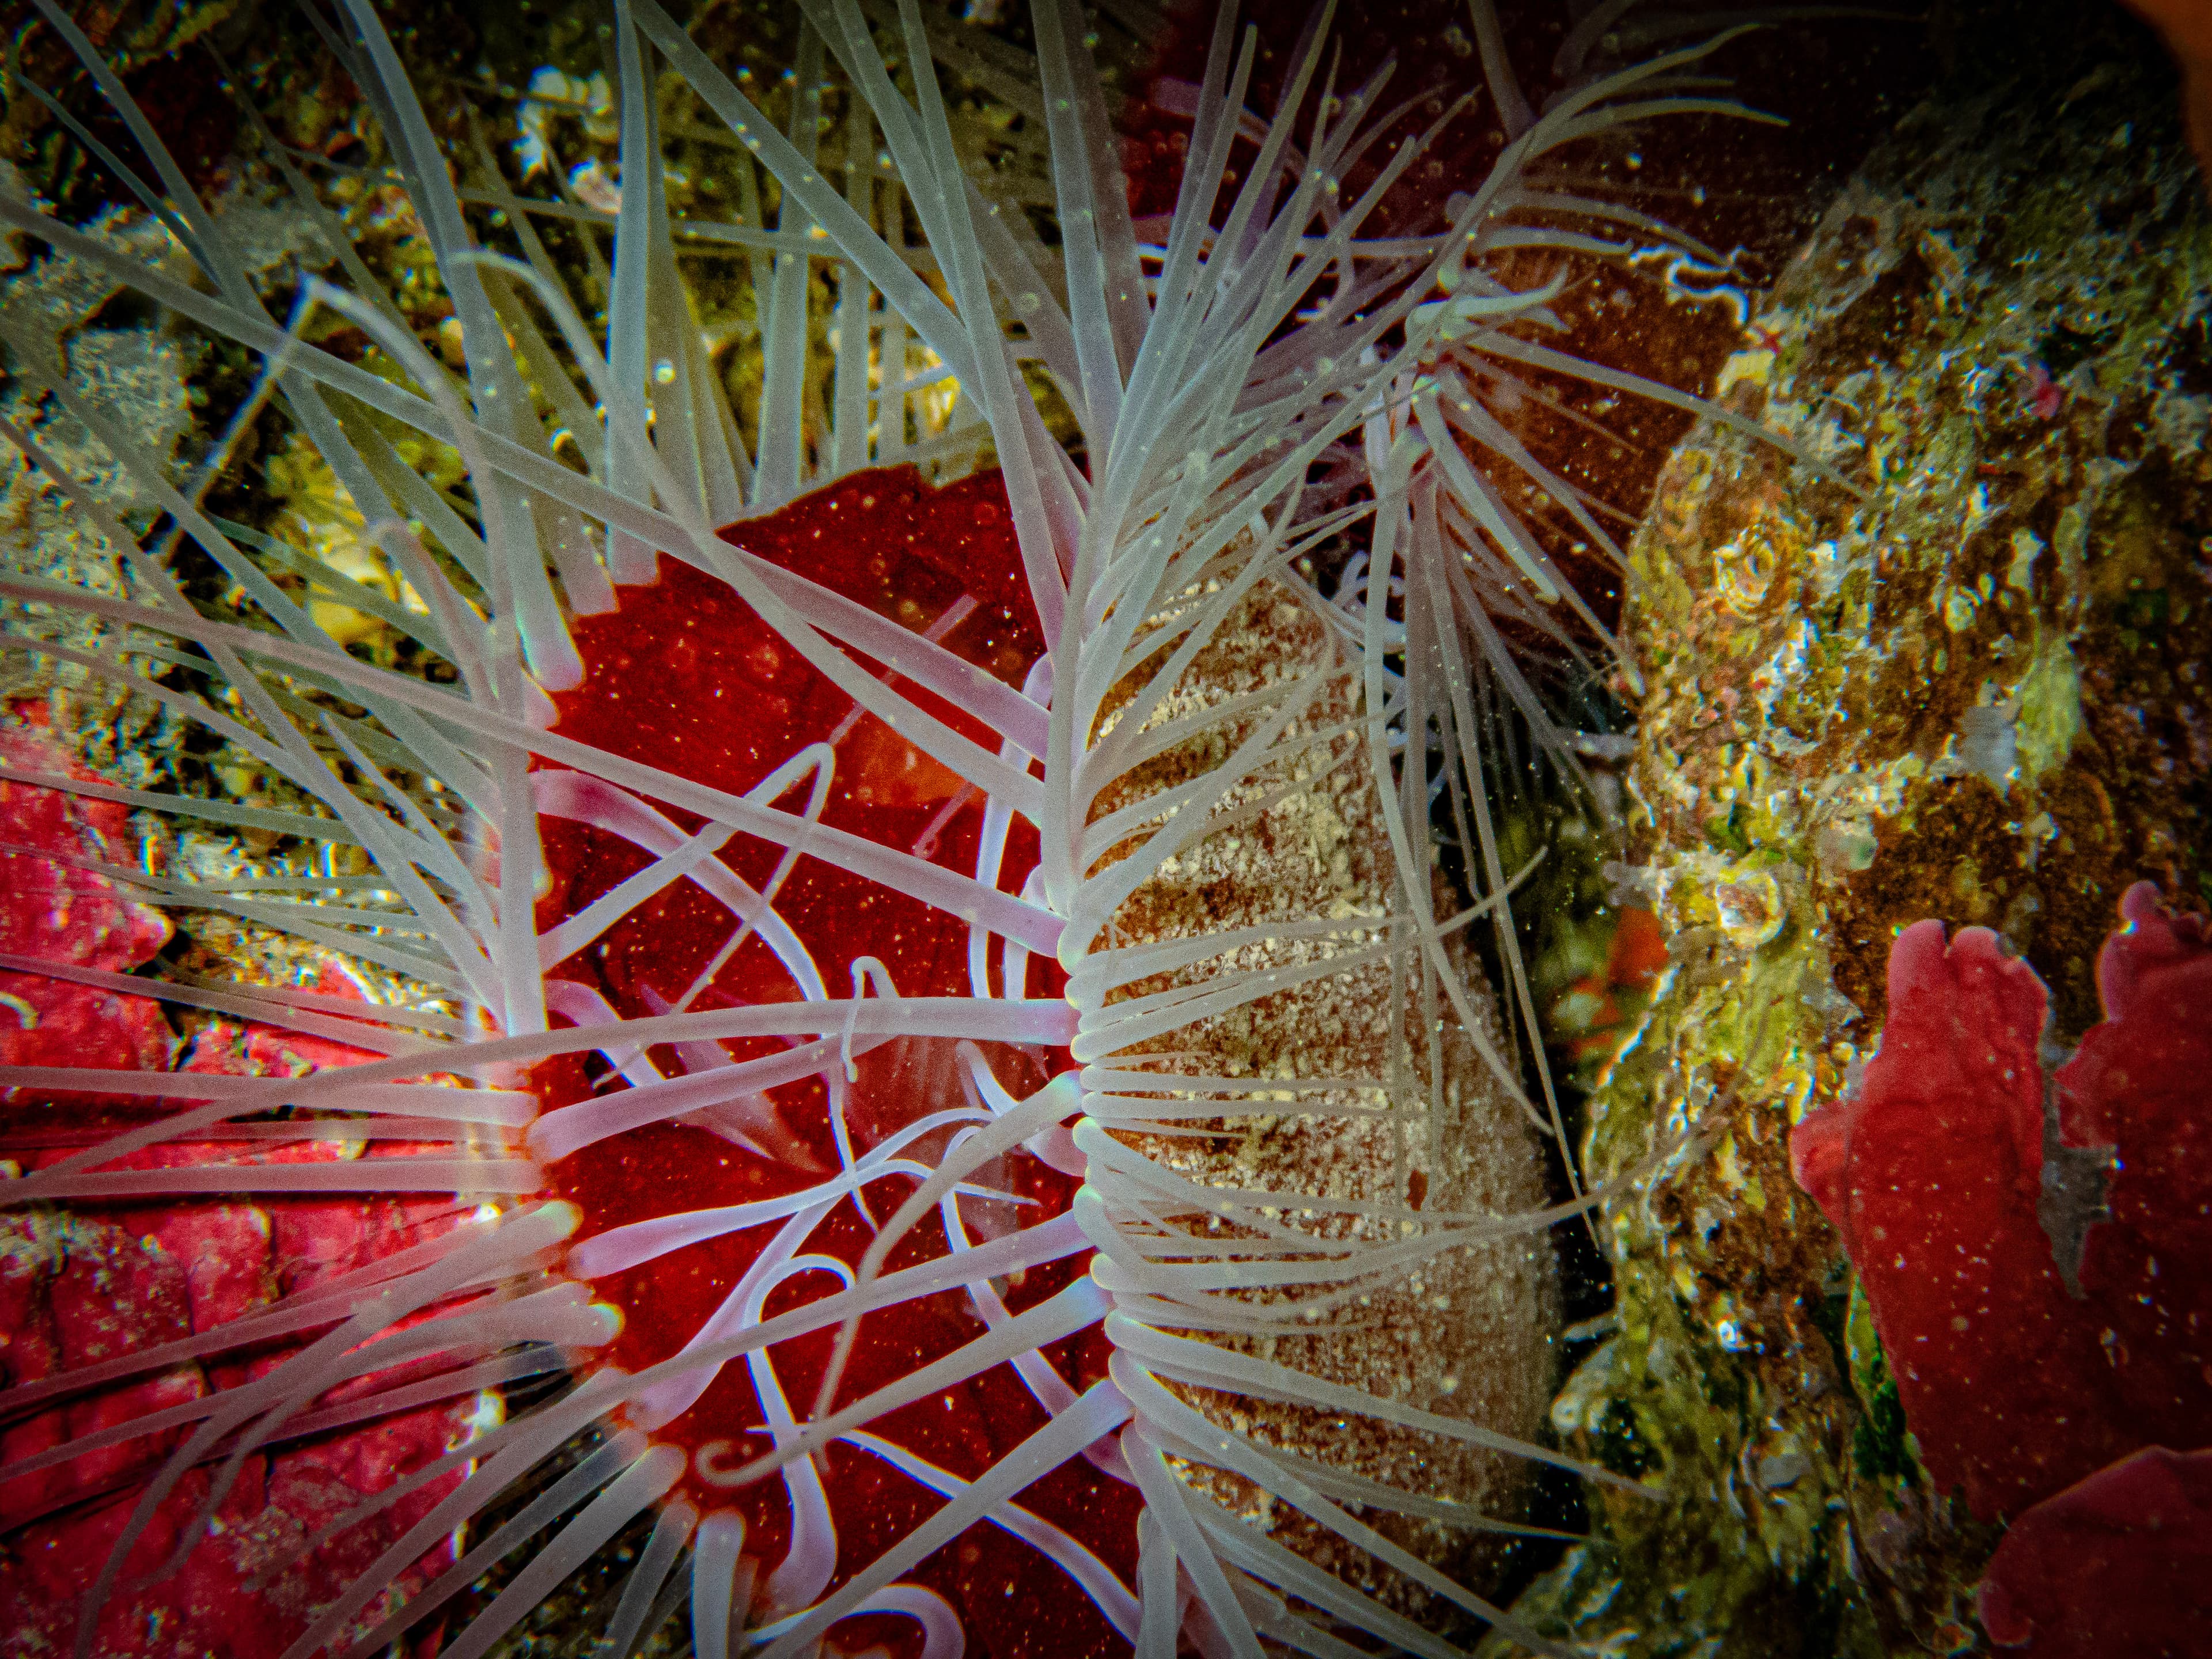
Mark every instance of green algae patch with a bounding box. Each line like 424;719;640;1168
1844;1279;1918;1490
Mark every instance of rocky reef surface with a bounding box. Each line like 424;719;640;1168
1500;7;2211;1654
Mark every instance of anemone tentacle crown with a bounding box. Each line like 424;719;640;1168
0;4;1757;1654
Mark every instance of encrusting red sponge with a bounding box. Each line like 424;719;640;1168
2055;882;2212;1448
2;722;483;1657
1789;882;2211;1653
1;723;175;1086
1790;910;2120;1517
1974;1445;2212;1658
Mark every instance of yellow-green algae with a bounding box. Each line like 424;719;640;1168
1491;14;2211;1657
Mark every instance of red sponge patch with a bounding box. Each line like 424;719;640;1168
1789;884;2212;1524
1976;1446;2212;1656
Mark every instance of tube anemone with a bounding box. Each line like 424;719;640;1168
0;3;1809;1656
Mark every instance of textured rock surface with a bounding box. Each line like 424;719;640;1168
1492;8;2212;1654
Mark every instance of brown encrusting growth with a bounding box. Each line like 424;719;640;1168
1089;579;1560;1620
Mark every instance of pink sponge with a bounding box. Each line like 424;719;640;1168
0;725;175;1086
1976;1446;2212;1656
0;728;479;1657
1789;883;2212;1523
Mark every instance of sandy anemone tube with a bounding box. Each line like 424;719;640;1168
0;3;1778;1655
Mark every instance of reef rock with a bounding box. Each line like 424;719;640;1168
1498;3;2212;1654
